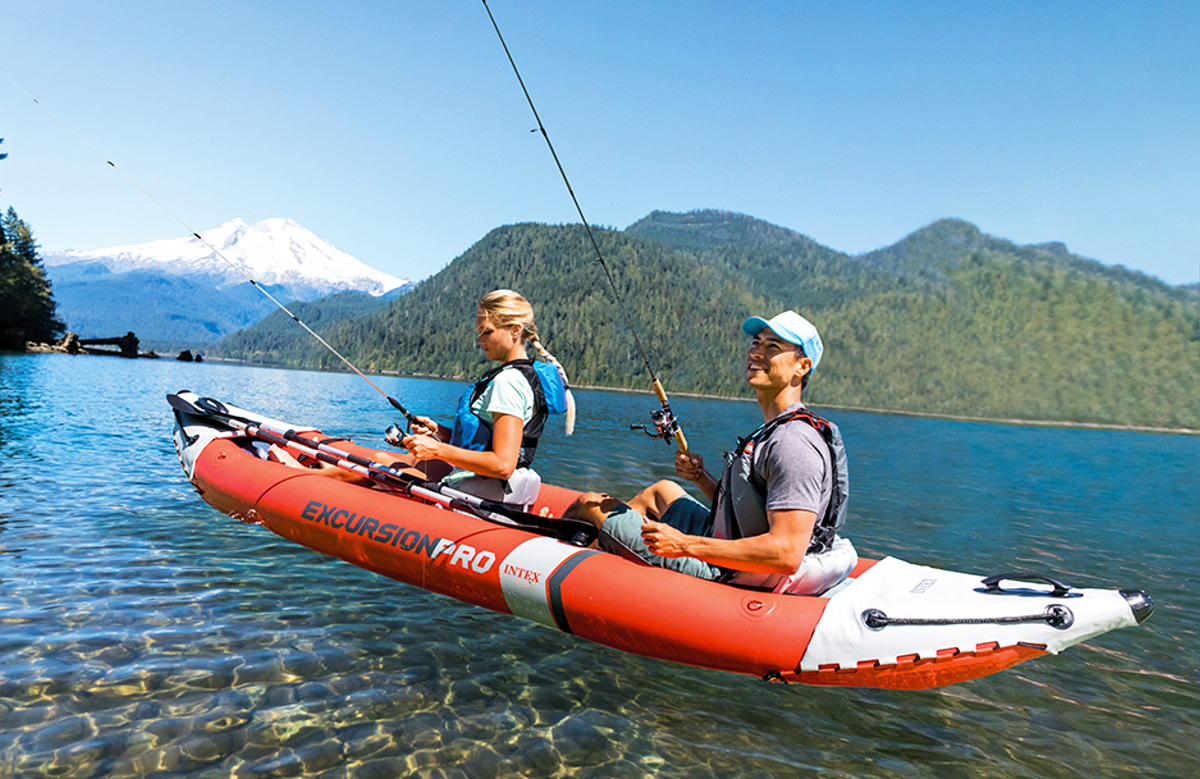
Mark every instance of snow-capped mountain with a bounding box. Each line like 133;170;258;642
44;217;408;296
43;218;414;348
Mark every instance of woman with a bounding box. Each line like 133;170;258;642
274;289;572;510
401;289;574;508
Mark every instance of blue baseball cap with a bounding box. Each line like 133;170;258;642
741;311;823;370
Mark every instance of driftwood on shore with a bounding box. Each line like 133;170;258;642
80;332;142;357
25;331;199;362
26;332;83;355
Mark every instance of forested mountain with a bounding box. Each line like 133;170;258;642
47;267;292;349
216;210;1200;430
625;209;819;252
216;287;409;363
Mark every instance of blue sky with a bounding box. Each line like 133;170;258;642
3;1;1197;285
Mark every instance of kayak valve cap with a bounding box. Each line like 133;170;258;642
1120;589;1154;624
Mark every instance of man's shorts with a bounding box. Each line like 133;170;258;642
598;495;724;580
659;494;714;536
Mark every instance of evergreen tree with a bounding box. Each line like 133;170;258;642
0;205;65;350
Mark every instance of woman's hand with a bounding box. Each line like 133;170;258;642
401;433;442;462
410;416;440;439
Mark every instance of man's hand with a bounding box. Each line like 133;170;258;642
641;518;691;558
674;451;706;482
674;451;718;502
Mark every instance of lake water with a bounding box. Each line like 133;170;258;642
1;352;1197;778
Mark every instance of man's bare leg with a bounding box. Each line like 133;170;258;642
626;479;689;520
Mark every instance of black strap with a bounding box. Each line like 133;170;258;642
472;359;549;468
730;407;841;549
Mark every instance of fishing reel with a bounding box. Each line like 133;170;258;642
385;411;433;449
630;405;682;446
384;423;406;447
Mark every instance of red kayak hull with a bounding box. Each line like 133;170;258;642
189;436;1051;688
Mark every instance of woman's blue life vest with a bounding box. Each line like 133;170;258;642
713;406;849;556
448;358;570;469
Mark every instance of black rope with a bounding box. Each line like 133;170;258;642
862;605;1075;631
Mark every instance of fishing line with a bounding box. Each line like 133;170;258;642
480;0;690;453
1;69;418;425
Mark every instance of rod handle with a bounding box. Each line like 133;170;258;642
673;428;691;457
651;379;691;456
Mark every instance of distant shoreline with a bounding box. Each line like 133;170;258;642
197;356;1200;438
572;382;1200;437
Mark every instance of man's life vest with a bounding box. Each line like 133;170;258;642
712;406;849;555
448;358;569;469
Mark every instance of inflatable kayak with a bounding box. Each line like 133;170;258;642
169;391;1153;690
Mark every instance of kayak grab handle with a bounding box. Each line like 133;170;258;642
979;572;1075;598
195;396;232;417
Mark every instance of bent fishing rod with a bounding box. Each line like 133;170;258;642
1;70;420;430
480;0;691;456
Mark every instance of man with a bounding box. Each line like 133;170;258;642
568;311;855;595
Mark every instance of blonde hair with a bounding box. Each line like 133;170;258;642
478;289;537;341
478;289;576;435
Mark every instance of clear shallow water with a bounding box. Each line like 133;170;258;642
1;352;1197;778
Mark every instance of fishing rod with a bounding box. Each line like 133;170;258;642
1;69;421;430
480;0;691;456
168;392;596;545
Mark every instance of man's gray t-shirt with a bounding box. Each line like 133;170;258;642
754;403;832;521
